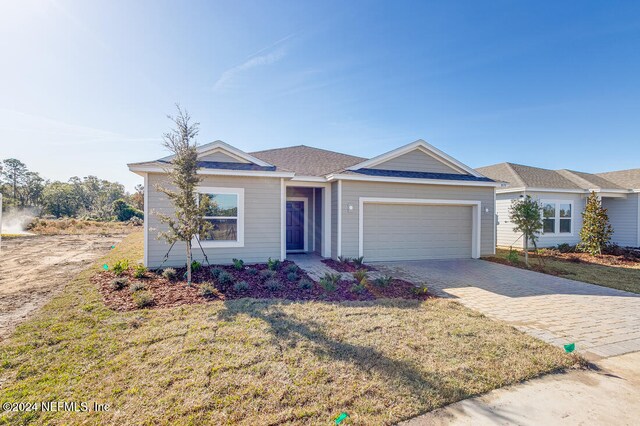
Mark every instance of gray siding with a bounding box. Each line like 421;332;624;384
331;182;338;258
339;181;495;258
146;173;281;267
496;192;525;248
371;149;463;174
603;194;639;247
199;151;249;163
527;191;585;248
314;188;322;253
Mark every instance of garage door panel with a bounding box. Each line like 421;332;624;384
363;204;472;261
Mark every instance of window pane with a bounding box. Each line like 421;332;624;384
560;218;571;233
559;204;571;218
201;218;238;241
543;204;555;218
201;193;238;217
543;218;555;233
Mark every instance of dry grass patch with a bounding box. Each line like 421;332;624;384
0;234;577;425
27;218;136;236
487;248;640;294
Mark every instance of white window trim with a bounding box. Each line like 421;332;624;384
540;200;574;236
358;197;482;259
196;186;245;248
286;196;309;252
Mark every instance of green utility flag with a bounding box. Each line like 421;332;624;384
335;412;349;424
564;343;575;353
103;264;109;271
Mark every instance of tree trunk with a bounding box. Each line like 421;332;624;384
186;241;192;285
524;235;529;267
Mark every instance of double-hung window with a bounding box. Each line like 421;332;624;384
197;187;244;247
541;201;572;235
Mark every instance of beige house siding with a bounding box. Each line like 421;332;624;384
339;181;495;258
370;149;463;174
199;151;249;163
603;193;639;247
146;173;281;267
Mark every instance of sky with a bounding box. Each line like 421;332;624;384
1;0;639;192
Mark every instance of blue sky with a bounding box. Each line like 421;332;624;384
1;0;639;191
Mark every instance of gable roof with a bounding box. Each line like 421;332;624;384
477;162;627;191
250;145;366;176
596;168;640;189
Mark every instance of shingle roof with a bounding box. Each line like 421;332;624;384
350;168;494;182
477;162;625;190
596;169;640;189
249;145;366;176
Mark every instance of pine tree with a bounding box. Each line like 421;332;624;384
579;192;613;256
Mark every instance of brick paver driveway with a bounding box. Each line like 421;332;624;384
375;259;640;359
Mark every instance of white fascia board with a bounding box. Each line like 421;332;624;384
290;175;328;183
128;164;294;178
326;173;503;187
346;139;483;177
159;140;273;167
498;186;633;195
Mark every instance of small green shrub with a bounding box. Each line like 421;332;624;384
191;260;202;272
132;291;153;308
319;273;339;292
162;267;177;281
247;267;259;276
352;256;365;268
298;278;313;290
210;267;223;279
556;243;574;253
133;264;147;279
287;271;298;282
264;279;282;291
217;271;234;285
110;277;128;290
411;285;429;296
259;269;277;281
200;282;218;298
337;255;351;264
267;258;281;271
506;249;519;263
232;258;244;270
373;275;393;287
284;264;299;273
323;272;341;285
352;269;368;284
233;281;250;292
350;282;366;294
130;282;146;292
112;259;129;276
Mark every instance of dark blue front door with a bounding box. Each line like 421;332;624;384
286;201;304;251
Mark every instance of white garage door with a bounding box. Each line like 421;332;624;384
363;203;473;261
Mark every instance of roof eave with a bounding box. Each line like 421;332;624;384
326;173;505;187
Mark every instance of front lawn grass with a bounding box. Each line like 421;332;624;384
487;248;640;294
0;232;576;425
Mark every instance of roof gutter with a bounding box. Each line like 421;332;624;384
326;173;505;187
497;186;634;194
127;164;295;178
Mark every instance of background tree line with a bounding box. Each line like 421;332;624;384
0;158;143;221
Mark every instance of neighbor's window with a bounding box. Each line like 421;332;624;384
197;188;244;247
541;201;572;235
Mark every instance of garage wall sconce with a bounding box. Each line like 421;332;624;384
347;204;354;212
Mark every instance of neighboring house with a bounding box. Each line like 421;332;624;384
128;140;501;268
477;163;640;249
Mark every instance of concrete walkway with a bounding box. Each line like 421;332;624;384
374;259;640;359
401;351;640;425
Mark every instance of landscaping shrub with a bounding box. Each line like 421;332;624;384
284;264;299;273
319;272;340;292
287;271;298;282
556;243;575;253
112;259;129;276
210;267;224;279
217;271;234;286
506;249;519;263
259;269;277;281
352;256;365;268
352;269;368;284
411;285;429;296
267;257;281;271
373;275;393;287
133;264;147;278
337;255;351;264
162;267;177;281
264;279;282;291
247;267;259;276
350;282;366;294
110;277;128;290
200;282;218;298
233;281;250;292
130;282;146;292
232;258;244;270
298;278;313;290
191;260;202;272
132;291;153;308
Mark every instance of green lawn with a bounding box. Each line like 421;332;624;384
487;248;640;294
0;232;576;425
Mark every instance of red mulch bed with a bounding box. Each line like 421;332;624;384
95;260;434;311
538;248;640;268
321;258;376;272
484;256;567;276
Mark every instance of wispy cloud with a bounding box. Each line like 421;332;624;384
213;35;293;91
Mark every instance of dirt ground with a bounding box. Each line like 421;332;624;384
0;233;129;340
